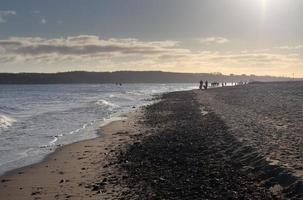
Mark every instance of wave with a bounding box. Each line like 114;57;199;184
49;136;58;145
0;115;16;129
95;99;118;108
125;91;143;96
109;94;136;101
43;120;96;147
0;106;21;115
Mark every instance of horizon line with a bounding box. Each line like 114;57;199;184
0;70;301;79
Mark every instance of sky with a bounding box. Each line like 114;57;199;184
0;0;303;77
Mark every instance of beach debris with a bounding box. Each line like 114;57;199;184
0;179;10;183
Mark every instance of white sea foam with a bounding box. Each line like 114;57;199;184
100;116;128;127
68;120;94;135
109;92;134;101
49;136;58;145
126;91;142;96
68;128;81;135
0;115;16;129
95;99;118;107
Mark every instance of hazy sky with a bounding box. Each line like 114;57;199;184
0;0;303;77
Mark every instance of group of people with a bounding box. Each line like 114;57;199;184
199;81;249;90
199;80;208;90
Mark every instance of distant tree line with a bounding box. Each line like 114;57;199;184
0;71;299;84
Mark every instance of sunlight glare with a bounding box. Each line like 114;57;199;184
261;0;268;11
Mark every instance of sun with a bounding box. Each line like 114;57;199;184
261;0;268;10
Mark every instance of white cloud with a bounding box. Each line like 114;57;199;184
276;45;303;50
40;18;47;24
199;37;229;44
31;10;41;14
0;35;302;76
0;10;16;24
0;35;183;63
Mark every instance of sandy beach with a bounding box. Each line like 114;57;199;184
194;82;303;175
0;109;146;200
1;82;303;199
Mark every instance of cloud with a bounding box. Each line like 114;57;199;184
276;45;303;50
0;35;183;63
40;18;47;24
31;10;41;14
0;35;302;76
0;10;16;24
199;37;229;44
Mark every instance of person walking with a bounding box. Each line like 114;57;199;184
199;80;203;90
204;80;208;90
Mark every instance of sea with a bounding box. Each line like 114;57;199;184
0;84;196;176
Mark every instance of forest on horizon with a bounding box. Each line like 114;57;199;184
0;71;299;84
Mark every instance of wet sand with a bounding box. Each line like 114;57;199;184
0;110;146;200
1;83;303;199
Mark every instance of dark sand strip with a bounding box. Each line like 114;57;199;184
107;91;278;199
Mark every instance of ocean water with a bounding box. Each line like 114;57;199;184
0;84;196;175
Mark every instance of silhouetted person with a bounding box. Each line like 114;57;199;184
204;80;208;90
199;80;203;90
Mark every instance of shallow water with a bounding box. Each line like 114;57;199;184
0;83;196;175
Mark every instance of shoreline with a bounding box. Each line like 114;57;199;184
0;108;145;199
0;83;194;179
0;113;129;178
1;84;303;199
